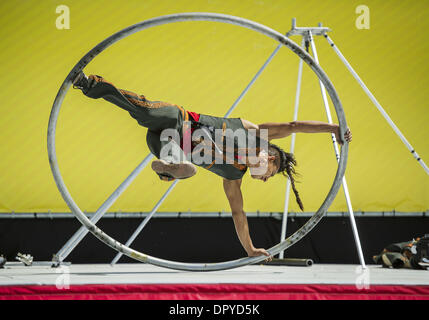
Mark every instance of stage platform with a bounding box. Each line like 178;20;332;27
0;263;428;299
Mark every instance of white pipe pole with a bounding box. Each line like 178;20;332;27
111;40;285;265
111;180;179;264
54;153;154;264
279;37;305;259
325;34;429;175
309;31;366;268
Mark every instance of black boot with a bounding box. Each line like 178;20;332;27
72;71;90;93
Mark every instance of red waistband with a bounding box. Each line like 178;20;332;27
187;111;200;122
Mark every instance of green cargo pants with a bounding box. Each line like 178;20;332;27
83;75;188;167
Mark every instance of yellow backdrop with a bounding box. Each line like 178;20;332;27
0;0;427;213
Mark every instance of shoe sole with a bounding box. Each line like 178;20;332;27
72;71;89;90
151;159;196;179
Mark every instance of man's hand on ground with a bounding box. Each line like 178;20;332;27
247;248;273;262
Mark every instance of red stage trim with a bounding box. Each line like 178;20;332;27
0;283;428;300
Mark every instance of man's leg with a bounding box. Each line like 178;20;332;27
73;73;185;132
73;72;196;180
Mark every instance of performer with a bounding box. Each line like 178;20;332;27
73;72;352;261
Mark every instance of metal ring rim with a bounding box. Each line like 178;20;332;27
47;12;348;271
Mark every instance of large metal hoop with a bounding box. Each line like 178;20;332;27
48;12;348;271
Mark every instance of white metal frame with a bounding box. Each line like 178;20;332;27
279;18;429;263
48;13;349;271
279;19;365;267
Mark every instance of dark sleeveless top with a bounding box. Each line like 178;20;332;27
189;114;247;180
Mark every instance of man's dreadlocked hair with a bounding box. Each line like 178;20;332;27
268;143;304;211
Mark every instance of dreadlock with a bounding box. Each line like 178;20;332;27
268;143;304;211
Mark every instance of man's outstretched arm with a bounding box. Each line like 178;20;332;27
262;121;352;143
223;179;272;261
242;119;352;143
